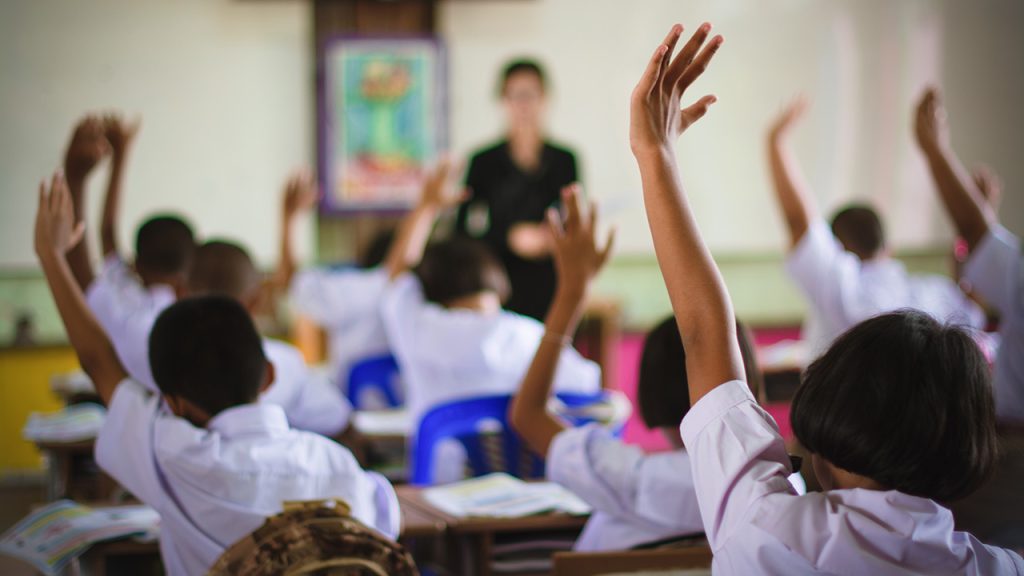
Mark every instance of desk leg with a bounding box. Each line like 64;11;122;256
43;451;68;501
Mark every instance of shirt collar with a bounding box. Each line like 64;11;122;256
206;402;290;438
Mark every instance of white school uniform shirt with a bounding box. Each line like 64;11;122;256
95;379;400;576
787;220;984;359
547;424;806;552
290;267;392;385
963;225;1024;425
381;273;602;423
86;257;352;434
679;380;1024;575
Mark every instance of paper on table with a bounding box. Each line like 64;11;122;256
353;409;412;437
423;473;591;519
0;500;159;576
23;403;106;443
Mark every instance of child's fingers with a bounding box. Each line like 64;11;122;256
635;26;678;98
561;184;582;230
546;207;565;240
599;227;617;266
680;95;718;130
68;220;86;249
675;35;724;94
49;172;63;212
667;23;710;87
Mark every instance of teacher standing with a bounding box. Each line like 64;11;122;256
455;59;579;321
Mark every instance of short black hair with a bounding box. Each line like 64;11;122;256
149;296;267;416
188;240;258;301
135;215;195;276
638;317;763;429
499;59;547;96
360;228;396;269
830;204;885;260
791;310;998;502
414;237;510;306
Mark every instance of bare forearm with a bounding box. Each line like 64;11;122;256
510;286;582;454
767;134;814;248
38;250;126;405
100;153;128;258
385;204;439;280
65;174;95;290
921;142;992;250
637;149;743;404
275;216;298;290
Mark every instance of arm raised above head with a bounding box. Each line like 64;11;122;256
629;23;744;406
767;97;816;249
63;116;111;291
100;114;141;260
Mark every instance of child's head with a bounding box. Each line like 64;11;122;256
149;295;271;423
830;204;885;261
638;316;763;443
134;215;195;287
360;228;396;269
791;310;997;501
414;238;511;308
187;240;260;308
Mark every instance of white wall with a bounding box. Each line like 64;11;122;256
439;0;1024;254
0;0;313;268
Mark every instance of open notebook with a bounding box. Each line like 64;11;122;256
0;500;159;575
22;403;106;443
423;472;592;519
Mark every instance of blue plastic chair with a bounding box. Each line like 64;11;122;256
346;354;402;409
409;391;609;486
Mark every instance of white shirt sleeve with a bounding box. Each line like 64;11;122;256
290;267;388;329
261;339;352;436
678;381;798;549
785;219;861;330
963;225;1022;317
85;257;174;393
380;273;441;362
94;379;169;506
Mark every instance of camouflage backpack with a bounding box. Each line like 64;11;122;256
207;499;417;576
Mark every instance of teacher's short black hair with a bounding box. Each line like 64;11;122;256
790;310;998;502
499;59;547;96
414;237;511;306
639;317;763;429
149;295;267;416
134;214;195;277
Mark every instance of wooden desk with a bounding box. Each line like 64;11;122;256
396;485;588;576
33;438;116;501
552;547;713;575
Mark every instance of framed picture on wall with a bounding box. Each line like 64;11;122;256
319;36;447;214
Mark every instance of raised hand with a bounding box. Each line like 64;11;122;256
65;116;110;180
770;96;809;141
103;113;141;156
35;172;86;258
282;168;319;221
914;88;950;153
630;23;723;155
973;165;1003;213
546;185;614;295
418;158;466;210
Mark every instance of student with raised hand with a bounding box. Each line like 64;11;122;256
65;114;197;391
278;170;395;392
33;173;399;576
916;88;1023;426
632;24;1023;574
767;97;983;359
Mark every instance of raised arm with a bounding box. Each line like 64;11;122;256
274;169;318;289
100;114;141;259
914;88;995;250
767;97;816;248
35;172;128;405
63;116;111;291
629;24;743;406
510;185;614;455
385;160;464;280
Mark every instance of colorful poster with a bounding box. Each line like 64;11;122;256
320;37;446;213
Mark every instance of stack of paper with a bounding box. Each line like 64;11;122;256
0;500;159;575
22;403;106;443
423;473;591;519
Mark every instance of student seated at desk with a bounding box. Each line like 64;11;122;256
631;24;1022;574
510;186;803;551
273;170;396;394
381;163;601;429
32;174;400;575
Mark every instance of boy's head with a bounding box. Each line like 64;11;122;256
149;296;271;421
638;317;763;433
790;310;998;502
360;228;396;269
414;237;511;307
187;240;260;308
830;204;885;261
134;215;195;286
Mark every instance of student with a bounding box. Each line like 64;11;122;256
766;97;984;358
63;114;196;390
33;174;399;575
631;24;1023;573
915;88;1023;426
189;239;353;438
277;169;395;391
382;165;601;428
509;188;804;551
